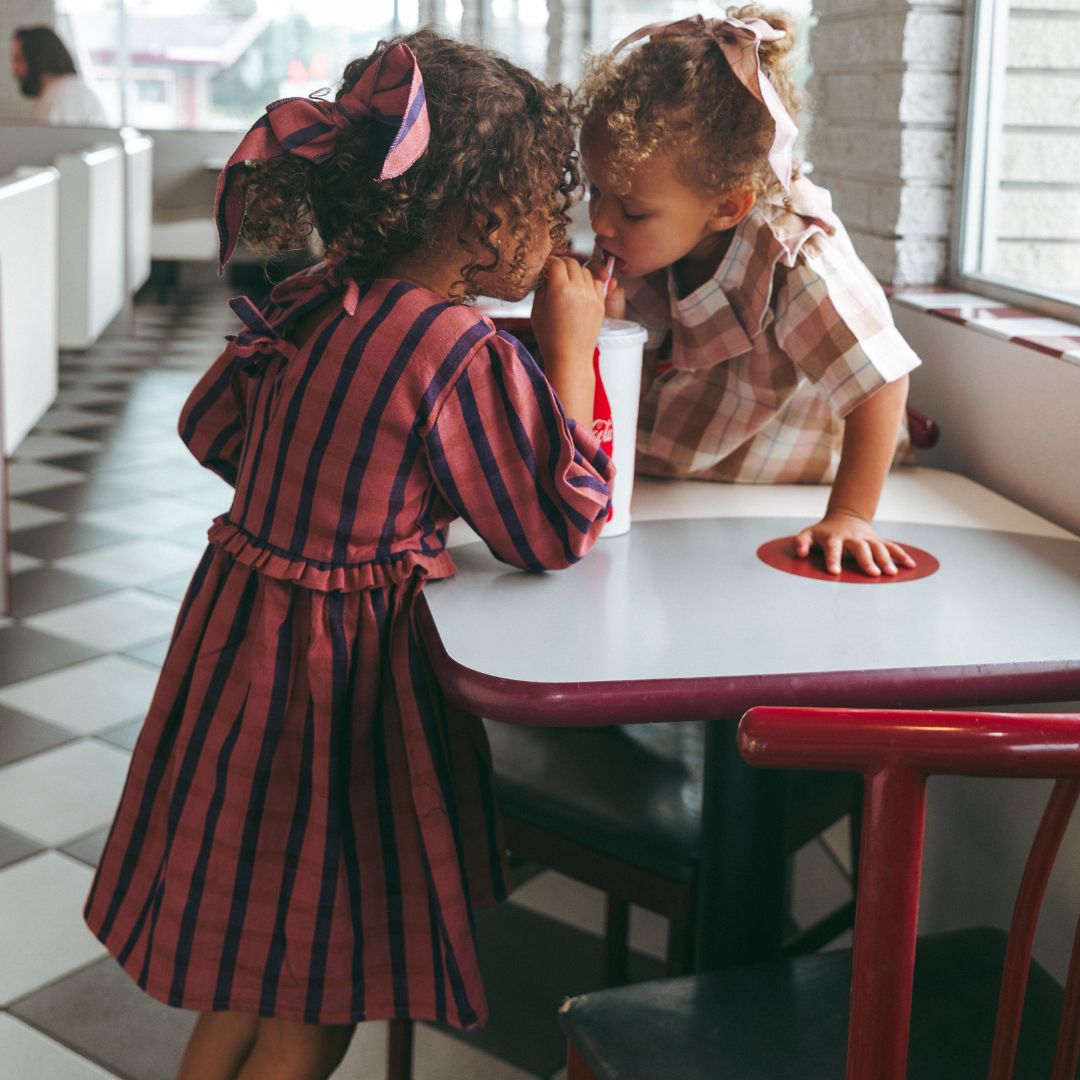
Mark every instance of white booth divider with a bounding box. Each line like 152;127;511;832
123;130;153;292
56;143;125;350
0;123;154;346
0;167;59;455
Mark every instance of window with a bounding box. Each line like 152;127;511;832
58;1;428;131
956;0;1080;320
57;2;812;132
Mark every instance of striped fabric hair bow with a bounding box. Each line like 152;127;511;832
214;42;430;270
613;14;797;193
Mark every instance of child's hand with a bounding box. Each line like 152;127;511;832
588;258;625;320
794;511;917;577
605;282;626;321
531;256;605;421
533;255;606;360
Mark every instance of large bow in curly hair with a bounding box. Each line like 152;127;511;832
214;42;430;270
613;14;797;192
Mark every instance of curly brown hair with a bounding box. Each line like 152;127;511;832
577;6;804;201
240;29;580;300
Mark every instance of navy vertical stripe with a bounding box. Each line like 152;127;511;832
472;740;508;903
180;359;236;446
455;373;543;571
374;432;420;562
405;628;476;934
424;424;484;541
137;877;167;989
233;357;280;524
415;842;478;1027
327;592;367;1020
427;889;447;1023
304;734;342;1022
416;321;493;425
376;322;492;561
288;284;411;554
488;354;583;554
202;417;243;486
168;693;247;1002
253;311;349;542
501;334;607;531
214;605;296;1006
370;588;410;1014
331;298;452;563
259;696;315;1015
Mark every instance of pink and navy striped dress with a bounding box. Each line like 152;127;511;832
84;265;613;1030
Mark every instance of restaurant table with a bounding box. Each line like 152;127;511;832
417;467;1080;969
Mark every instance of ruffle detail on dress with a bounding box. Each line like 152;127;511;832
207;516;457;592
760;176;841;269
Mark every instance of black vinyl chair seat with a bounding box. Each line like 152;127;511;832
486;720;859;883
485;720;705;881
560;927;1066;1080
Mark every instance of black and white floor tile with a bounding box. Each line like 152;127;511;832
0;280;850;1079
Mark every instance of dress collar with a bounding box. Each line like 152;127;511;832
665;177;840;365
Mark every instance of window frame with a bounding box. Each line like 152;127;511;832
951;0;1080;323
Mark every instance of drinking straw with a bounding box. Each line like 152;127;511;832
603;254;616;299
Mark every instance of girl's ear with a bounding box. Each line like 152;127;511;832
707;189;756;233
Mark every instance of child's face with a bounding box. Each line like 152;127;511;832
582;138;749;279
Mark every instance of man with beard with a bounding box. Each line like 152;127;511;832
11;25;108;125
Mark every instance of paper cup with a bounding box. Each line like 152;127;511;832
592;318;646;537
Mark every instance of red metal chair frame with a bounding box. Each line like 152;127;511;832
738;706;1080;1080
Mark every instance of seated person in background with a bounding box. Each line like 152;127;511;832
11;25;109;125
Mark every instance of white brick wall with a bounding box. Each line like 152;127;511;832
810;0;1080;291
808;0;962;285
0;0;55;121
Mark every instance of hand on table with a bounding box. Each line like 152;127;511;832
794;512;917;577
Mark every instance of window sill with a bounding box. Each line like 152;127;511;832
890;288;1080;366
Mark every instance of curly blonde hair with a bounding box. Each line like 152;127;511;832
239;29;580;300
577;6;803;201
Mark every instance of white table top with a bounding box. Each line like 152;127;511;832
427;468;1080;688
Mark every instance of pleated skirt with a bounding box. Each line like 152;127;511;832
84;543;508;1029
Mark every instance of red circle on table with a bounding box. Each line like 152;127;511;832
756;537;940;583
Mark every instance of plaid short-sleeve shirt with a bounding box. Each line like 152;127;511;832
628;178;921;485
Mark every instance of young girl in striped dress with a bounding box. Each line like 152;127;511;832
581;8;923;577
85;30;613;1079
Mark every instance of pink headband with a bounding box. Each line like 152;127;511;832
612;14;797;192
214;42;431;270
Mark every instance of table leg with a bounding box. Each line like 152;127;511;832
694;718;790;969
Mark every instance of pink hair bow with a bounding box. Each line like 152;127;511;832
612;14;797;192
214;42;431;270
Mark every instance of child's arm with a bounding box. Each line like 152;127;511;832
530;255;606;422
178;347;246;487
422;255;612;571
794;375;915;576
423;328;613;572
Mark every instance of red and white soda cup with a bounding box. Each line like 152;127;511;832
591;318;646;537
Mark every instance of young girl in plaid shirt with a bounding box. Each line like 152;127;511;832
85;30;612;1079
580;6;922;577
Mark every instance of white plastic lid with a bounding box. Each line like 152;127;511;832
598;317;648;343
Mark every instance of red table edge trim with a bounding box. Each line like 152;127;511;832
416;598;1080;726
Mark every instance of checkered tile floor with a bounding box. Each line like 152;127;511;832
0;281;850;1079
